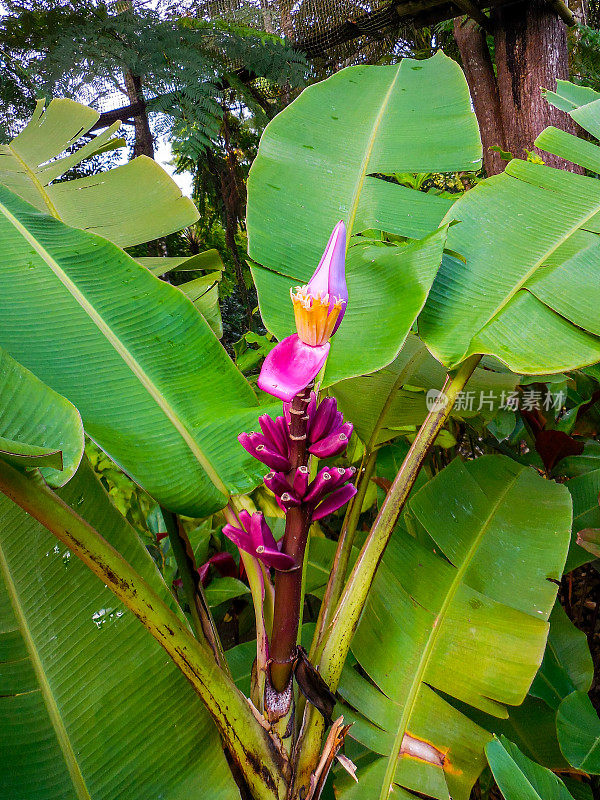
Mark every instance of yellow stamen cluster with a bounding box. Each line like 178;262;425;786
291;286;344;346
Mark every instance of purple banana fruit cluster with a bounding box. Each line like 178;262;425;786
222;510;296;571
239;395;353;472
229;395;357;571
265;465;356;520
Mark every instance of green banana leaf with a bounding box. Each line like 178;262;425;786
227;639;258;697
247;52;481;384
137;250;225;276
449;694;570;772
454;602;593;774
0;438;63;472
543;80;600;115
530;602;593;710
0;458;238;800
137;253;224;336
205;576;249;607
543;80;600;139
334;757;418;800
486;736;575;800
0;347;83;486
554;442;600;570
0;184;269;516
177;272;224;338
305;535;359;599
0;98;198;247
336;456;571;800
333;333;519;445
443;600;591;774
557;691;600;773
563;779;594;800
420;87;600;374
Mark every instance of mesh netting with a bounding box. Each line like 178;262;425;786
193;0;407;61
81;0;456;116
171;0;437;66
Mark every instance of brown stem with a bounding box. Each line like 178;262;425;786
124;70;154;159
162;507;230;674
453;17;507;176
268;385;312;693
219;108;253;329
493;0;584;172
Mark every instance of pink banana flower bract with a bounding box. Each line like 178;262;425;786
258;221;347;401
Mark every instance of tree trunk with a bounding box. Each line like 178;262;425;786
123;71;169;257
124;71;154;159
453;17;507;175
493;0;581;168
205;143;252;329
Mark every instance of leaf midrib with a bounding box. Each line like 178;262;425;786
254;62;403;284
501;758;544;800
0;542;92;800
345;62;402;248
378;471;519;800
574;709;600;769
8;143;61;219
470;172;600;347
0;199;228;496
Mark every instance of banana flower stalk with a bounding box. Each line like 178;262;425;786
229;221;356;740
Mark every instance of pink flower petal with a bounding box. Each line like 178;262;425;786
258;334;330;402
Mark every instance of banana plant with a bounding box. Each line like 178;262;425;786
0;98;198;247
0;177;270;516
335;456;571;800
0;346;84;486
1;57;599;800
0;459;241;800
247;51;481;386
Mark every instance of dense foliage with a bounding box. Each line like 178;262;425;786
3;23;600;800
